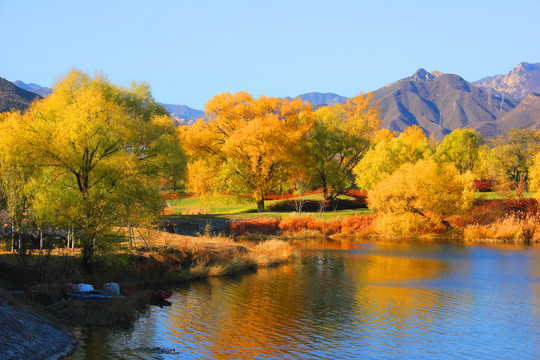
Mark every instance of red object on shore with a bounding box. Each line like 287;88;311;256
151;291;172;301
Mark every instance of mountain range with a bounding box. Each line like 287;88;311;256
0;77;41;113
3;62;540;139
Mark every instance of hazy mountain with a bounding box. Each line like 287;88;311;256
162;103;205;124
0;77;41;113
13;80;52;97
494;93;540;134
474;62;540;102
371;69;518;139
292;92;348;106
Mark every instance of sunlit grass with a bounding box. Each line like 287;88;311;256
474;191;534;200
167;193;362;217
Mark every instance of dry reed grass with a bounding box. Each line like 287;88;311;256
463;214;539;243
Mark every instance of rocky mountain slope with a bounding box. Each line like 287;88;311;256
474;62;540;102
371;69;517;139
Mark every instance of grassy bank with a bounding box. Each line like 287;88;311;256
0;231;294;328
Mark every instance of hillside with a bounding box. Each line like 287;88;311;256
494;93;540;134
371;69;517;139
0;77;41;113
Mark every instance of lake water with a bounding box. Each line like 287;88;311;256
69;240;540;359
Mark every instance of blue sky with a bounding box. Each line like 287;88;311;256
1;0;539;109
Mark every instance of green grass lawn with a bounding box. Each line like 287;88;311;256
166;191;530;220
474;191;534;200
166;193;369;220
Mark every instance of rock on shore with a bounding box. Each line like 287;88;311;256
0;290;75;360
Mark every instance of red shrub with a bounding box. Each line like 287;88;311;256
344;188;367;199
161;192;180;199
229;218;281;235
340;214;376;235
473;180;494;192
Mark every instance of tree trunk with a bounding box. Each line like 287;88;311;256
81;236;95;272
10;222;14;252
256;199;265;213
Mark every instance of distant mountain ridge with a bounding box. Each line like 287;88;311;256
13;80;52;97
162;103;205;124
0;77;41;113
289;92;348;106
4;61;540;139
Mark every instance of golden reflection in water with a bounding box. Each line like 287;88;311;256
162;241;476;358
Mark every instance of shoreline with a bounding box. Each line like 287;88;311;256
0;231;536;359
0;289;76;360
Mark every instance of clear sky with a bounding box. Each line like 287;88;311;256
1;0;539;109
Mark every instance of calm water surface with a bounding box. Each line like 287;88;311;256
69;240;540;359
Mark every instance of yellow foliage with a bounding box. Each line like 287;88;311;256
355;125;432;190
182;92;312;210
368;159;475;235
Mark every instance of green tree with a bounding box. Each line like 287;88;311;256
435;128;484;175
488;129;539;187
368;160;474;235
354;125;432;190
304;93;381;200
2;70;186;269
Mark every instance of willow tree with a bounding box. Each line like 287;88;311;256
368;160;475;235
304;93;381;201
4;70;186;269
354;125;432;190
435;128;485;175
182;92;312;212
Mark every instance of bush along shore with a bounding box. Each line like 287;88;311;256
227;198;540;244
1;196;538;359
0;231;294;331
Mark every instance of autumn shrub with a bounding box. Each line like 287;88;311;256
228;218;281;236
277;214;344;236
463;214;539;243
368;160;475;236
374;212;445;236
160;206;174;216
181;206;211;215
473;180;494;192
160;192;181;199
340;214;376;235
267;198;366;212
343;188;368;199
454;199;538;227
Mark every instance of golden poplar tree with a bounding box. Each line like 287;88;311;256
182;92;312;212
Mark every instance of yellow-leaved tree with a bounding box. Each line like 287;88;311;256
0;69;186;269
182;92;312;212
303;93;381;200
368;159;475;235
354;125;432;190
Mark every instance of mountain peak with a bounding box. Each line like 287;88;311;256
474;61;540;101
412;68;435;81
